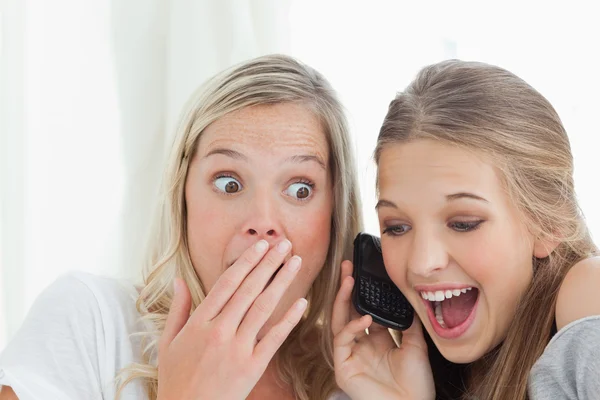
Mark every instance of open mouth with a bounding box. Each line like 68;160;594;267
419;287;480;339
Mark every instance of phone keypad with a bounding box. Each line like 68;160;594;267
359;276;410;318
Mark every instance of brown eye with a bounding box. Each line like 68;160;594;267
225;181;239;193
285;182;313;200
214;176;242;194
297;186;309;199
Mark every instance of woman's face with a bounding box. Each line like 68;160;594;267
185;102;333;338
376;139;540;363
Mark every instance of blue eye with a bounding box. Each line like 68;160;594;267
214;176;242;194
382;224;411;236
285;182;313;200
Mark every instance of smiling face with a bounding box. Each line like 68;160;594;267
185;102;333;338
376;139;538;363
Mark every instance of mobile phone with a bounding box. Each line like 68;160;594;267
352;232;414;330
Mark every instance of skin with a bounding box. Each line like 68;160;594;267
156;102;335;400
375;139;543;362
185;102;333;340
0;102;336;400
331;139;580;400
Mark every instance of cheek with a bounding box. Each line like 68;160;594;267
456;225;534;304
382;242;411;291
186;197;236;290
285;188;334;280
290;207;332;278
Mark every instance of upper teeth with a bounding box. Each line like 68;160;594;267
420;287;473;301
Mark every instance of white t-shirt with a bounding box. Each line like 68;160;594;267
0;273;350;400
0;272;150;400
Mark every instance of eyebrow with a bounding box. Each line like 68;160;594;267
375;192;489;210
446;192;489;203
204;148;326;170
204;148;249;161
286;154;327;170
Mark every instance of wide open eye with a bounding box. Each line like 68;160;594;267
214;176;242;194
285;182;313;200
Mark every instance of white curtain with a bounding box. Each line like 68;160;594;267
0;0;292;349
2;0;599;350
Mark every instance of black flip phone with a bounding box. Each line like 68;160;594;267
352;232;414;330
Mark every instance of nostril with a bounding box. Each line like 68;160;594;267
248;229;257;235
267;229;275;236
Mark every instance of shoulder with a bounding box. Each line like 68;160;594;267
7;271;143;348
530;316;600;398
556;256;600;330
29;271;140;324
0;272;146;399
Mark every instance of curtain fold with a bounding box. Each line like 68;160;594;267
0;0;291;349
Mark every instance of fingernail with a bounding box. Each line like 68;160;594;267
277;239;291;254
173;279;181;295
254;240;268;253
288;256;302;271
296;298;308;311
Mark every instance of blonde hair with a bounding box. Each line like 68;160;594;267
116;54;362;399
376;60;597;400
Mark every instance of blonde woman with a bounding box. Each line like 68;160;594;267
332;60;600;399
0;54;362;400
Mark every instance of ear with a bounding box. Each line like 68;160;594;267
533;237;560;259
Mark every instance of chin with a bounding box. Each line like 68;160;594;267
432;337;488;364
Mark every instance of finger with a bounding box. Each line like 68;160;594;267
253;297;308;366
333;315;372;366
159;278;192;358
399;314;428;351
340;260;363;322
237;255;302;339
333;260;365;339
195;239;270;322
332;271;354;336
340;259;353;281
219;239;292;328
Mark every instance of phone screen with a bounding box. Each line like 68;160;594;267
362;236;388;278
353;232;414;330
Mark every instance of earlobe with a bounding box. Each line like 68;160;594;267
533;238;560;259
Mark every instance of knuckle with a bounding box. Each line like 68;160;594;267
239;282;258;299
262;252;281;270
207;323;228;346
218;274;237;291
269;328;286;346
240;251;256;266
333;332;346;348
252;297;272;315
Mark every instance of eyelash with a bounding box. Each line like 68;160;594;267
213;173;241;195
382;220;484;237
286;178;316;202
212;174;316;199
449;220;484;232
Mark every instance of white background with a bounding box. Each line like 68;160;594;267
1;0;598;349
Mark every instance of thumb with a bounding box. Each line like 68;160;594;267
159;278;192;355
399;315;428;352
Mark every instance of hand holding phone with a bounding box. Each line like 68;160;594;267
352;232;414;330
332;257;435;400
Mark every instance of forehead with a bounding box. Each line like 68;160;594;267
197;102;329;160
378;140;503;197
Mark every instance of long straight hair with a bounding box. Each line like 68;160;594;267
116;54;363;400
375;60;597;400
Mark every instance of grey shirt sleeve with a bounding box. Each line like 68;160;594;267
528;316;600;399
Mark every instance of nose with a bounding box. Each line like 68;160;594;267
407;228;448;278
241;191;284;242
